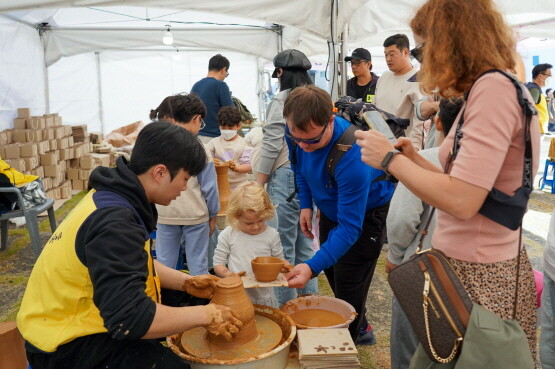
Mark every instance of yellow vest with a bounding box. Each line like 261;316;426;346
17;190;160;352
537;94;548;134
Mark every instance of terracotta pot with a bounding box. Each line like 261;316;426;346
209;276;257;346
215;163;231;215
251;257;284;282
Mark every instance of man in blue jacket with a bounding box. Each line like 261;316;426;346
284;85;394;343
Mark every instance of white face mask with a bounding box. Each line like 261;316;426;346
220;129;237;141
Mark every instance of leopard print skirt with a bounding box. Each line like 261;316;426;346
448;247;537;360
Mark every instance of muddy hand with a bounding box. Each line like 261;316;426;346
183;274;220;299
205;304;243;341
281;259;293;273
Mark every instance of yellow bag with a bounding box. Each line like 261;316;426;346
0;158;38;187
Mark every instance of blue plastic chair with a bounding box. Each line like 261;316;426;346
541;159;555;194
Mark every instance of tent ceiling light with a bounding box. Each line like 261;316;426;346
162;25;173;46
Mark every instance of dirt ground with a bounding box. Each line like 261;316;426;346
1;190;554;368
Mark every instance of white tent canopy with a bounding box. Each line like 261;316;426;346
2;0;555;134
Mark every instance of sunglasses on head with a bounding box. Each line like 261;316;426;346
285;122;329;145
410;43;425;63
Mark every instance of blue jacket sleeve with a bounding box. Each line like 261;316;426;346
218;82;234;107
285;135;313;209
197;160;220;218
305;146;373;274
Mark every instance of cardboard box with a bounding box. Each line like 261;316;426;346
42;177;52;191
46;187;60;200
43;128;54;141
79;169;92;180
0;145;5;159
90;153;110;167
44;115;54;128
72;179;89;191
68;136;74;147
31;166;44;178
59;148;70;161
80;156;96;170
20;143;38;158
30;130;42;142
67;168;80;181
5;159;25;172
38;141;50;155
0;132;9;145
13;129;30;143
49;139;57;151
53;126;65;139
4;144;19;159
13;118;26;130
55;116;62;126
26;117;45;130
63;125;72;137
69;158;79;168
40;152;58;166
17;108;30;118
44;164;61;178
60;185;72;199
57;137;68;150
23;157;39;170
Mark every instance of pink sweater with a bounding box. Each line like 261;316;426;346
433;72;540;263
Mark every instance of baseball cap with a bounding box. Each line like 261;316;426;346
272;49;312;78
344;48;372;62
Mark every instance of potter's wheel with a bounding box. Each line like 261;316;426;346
180;314;282;361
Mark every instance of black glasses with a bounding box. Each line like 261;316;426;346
410;43;425;63
349;59;366;66
200;117;206;130
286;123;329;144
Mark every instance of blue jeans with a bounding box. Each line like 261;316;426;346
541;274;555;368
156;223;209;275
391;296;419;369
266;166;317;305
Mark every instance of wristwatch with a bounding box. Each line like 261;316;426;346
380;149;401;175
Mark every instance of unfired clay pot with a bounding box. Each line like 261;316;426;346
251;257;284;282
209;276;257;347
215;163;231;215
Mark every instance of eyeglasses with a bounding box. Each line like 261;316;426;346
200;118;206;130
349;59;367;66
286;122;329;144
225;71;230;77
410;42;425;63
542;73;552;78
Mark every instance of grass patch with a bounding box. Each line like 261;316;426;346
0;274;29;285
0;298;22;322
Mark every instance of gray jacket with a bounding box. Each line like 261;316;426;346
387;148;440;265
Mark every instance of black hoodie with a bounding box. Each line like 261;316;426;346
75;157;158;340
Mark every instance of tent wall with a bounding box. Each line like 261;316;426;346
0;17;46;130
47;50;260;135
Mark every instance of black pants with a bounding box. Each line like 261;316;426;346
320;203;389;340
27;333;190;369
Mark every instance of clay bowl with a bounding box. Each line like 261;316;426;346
251;257;284;282
280;295;357;329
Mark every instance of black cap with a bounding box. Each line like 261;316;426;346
272;49;312;78
344;48;372;62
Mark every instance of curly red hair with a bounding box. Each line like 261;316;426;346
410;0;516;98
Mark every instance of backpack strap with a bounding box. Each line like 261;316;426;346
325;125;358;187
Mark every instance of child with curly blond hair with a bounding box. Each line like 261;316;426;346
213;182;286;307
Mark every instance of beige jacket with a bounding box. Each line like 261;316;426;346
156;144;219;225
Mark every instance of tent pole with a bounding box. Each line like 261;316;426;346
39;25;50;114
329;0;339;100
339;24;348;97
95;52;105;135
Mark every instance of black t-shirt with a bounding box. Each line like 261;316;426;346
353;81;372;100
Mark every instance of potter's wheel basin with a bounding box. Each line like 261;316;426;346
167;305;296;368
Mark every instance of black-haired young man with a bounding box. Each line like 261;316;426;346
344;47;379;103
192;54;234;143
527;63;553;134
17;122;241;369
374;34;424;149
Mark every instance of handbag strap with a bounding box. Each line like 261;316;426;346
415;69;534;319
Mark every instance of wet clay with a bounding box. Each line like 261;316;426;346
215;163;231;215
289;309;347;327
251;256;284;282
180;314;282;360
209;276;257;346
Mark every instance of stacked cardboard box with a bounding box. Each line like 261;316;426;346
0;108;109;200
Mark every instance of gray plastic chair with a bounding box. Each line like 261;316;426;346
0;187;56;258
